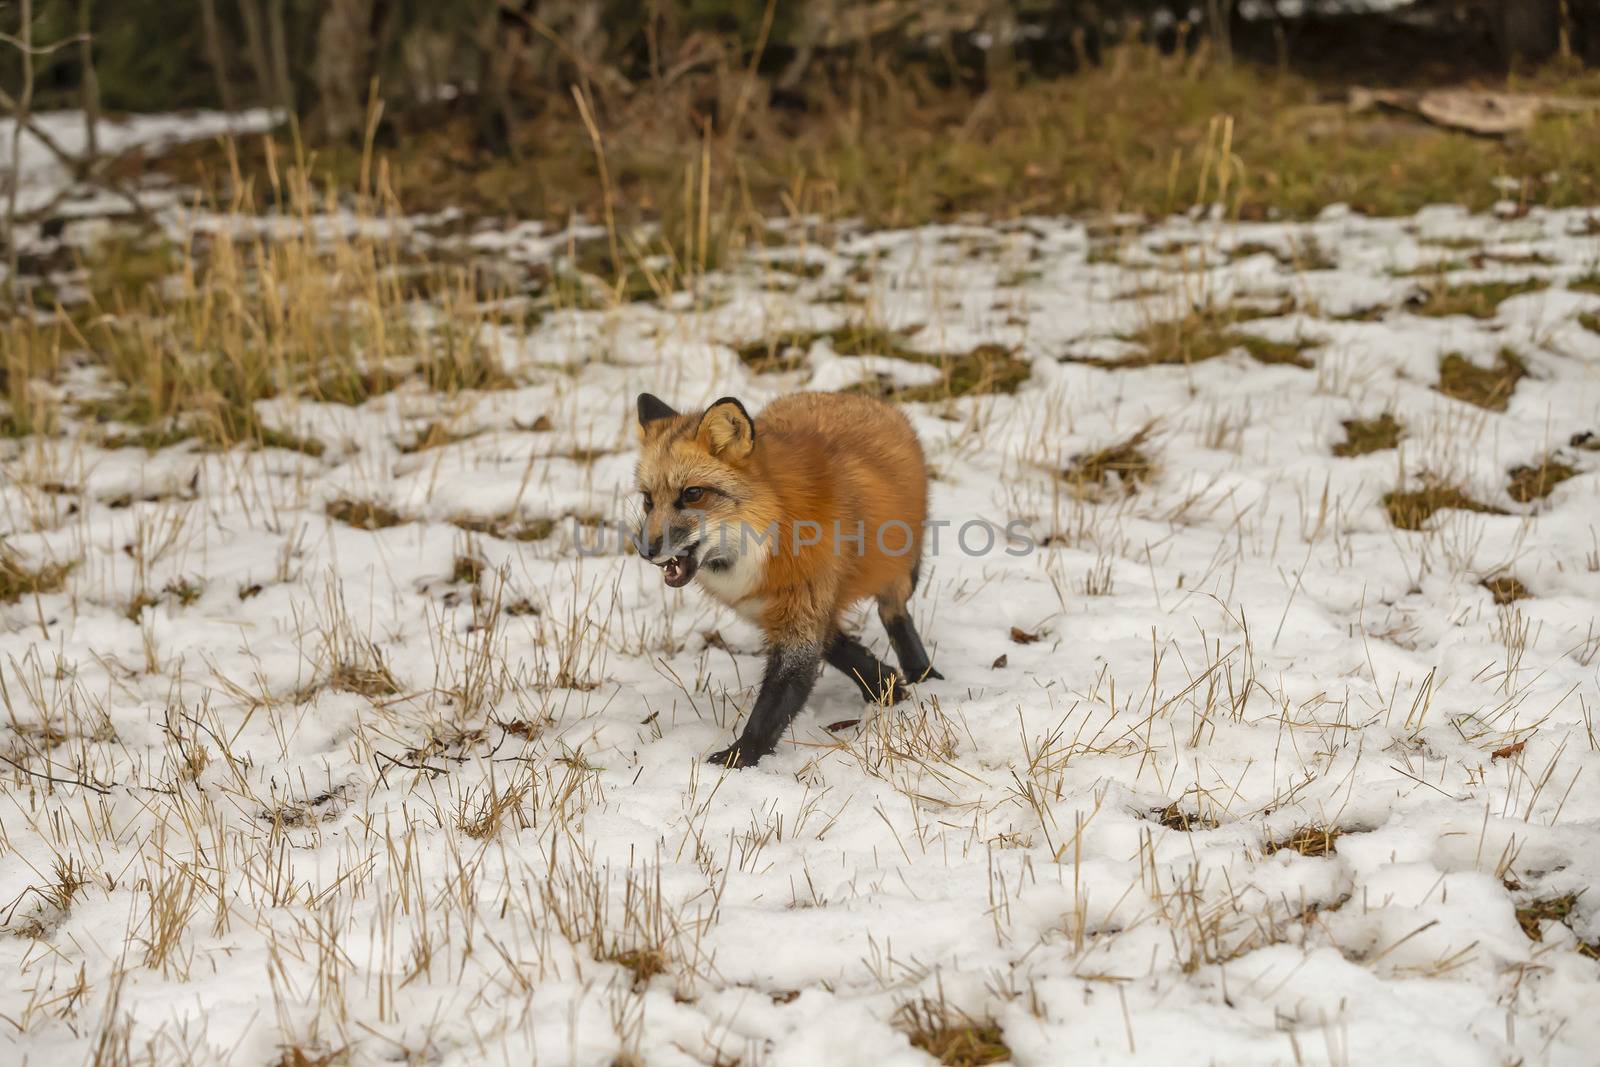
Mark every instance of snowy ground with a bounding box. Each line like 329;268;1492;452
3;175;1600;1065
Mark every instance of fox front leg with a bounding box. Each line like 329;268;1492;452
707;642;822;768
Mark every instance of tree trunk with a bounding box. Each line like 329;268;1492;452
78;0;100;158
1495;0;1561;64
312;0;374;141
236;0;278;109
266;0;296;114
7;0;35;304
472;5;514;156
200;0;236;112
1207;0;1234;65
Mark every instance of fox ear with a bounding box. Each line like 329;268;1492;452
696;397;755;460
636;393;678;438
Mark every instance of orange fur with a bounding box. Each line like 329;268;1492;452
635;392;929;647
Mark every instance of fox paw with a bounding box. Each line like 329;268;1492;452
707;743;764;769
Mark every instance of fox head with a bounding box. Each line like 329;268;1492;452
632;394;773;588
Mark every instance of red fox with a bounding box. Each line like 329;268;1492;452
633;391;942;767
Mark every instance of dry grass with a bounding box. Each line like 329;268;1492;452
1235;333;1316;368
736;332;815;374
0;315;64;437
1436;349;1528;412
897;999;1011;1066
888;344;1032;402
1064;425;1155;495
1152;803;1219;832
1383;480;1507;531
1570;271;1600;295
326;498;406;531
1482;575;1532;605
1333;412;1403;457
1409;279;1547;319
451;515;557;542
736;326;1029;399
1581;311;1600;335
1516;894;1580;941
136;44;1600;228
42;165;514;456
1265;825;1341;857
1507;457;1579;503
0;548;72;604
1097;302;1288;369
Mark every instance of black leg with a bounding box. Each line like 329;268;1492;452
883;612;943;683
825;632;906;704
708;643;822;768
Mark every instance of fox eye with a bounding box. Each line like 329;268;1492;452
680;486;706;505
641;491;653;511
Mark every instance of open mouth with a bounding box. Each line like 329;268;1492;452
659;545;700;588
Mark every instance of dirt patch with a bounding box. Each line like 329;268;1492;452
1408;278;1547;318
1064;425;1155;495
1436;349;1528;412
399;422;479;454
1235;334;1317;368
736;332;817;374
326;498;406;531
1507;457;1578;503
1383;480;1507;531
0;550;72;604
327;662;400;699
890;344;1032;401
1093;302;1292;368
1482;575;1532;605
1333;412;1404;456
451;515;556;542
1151;803;1219;832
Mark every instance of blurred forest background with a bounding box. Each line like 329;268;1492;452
7;1;1600;226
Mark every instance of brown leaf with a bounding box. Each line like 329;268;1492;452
1009;626;1040;645
826;719;860;733
991;654;1008;669
1491;740;1526;760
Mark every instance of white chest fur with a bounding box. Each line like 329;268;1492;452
694;534;766;621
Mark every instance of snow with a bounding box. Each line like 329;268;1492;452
3;155;1600;1066
0;108;279;217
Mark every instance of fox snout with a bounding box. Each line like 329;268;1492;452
634;513;702;562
